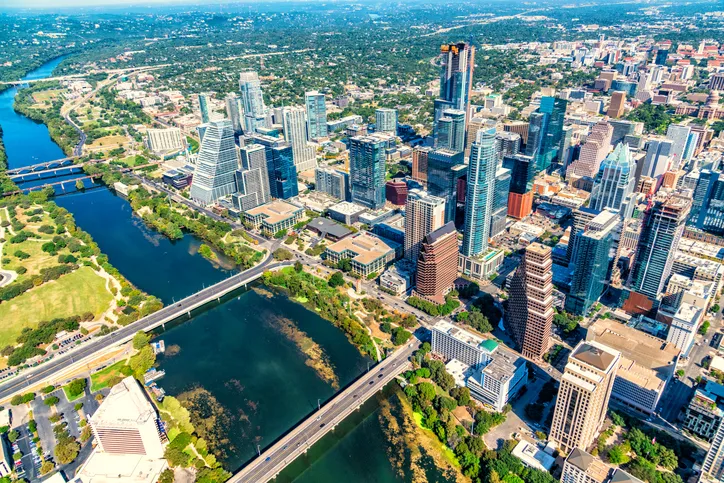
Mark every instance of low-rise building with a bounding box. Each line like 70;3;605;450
305;217;353;241
324;232;397;277
243;200;304;234
511;441;555;472
328;201;368;225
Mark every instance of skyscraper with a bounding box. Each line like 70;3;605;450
282;106;316;172
438;42;475;114
315;167;349;201
490;167;511;239
690;170;724;236
412;146;432;184
189;120;238;205
350;134;388;210
232;144;271;211
305;91;328;139
565;210;618;316
427;148;467;223
251;133;299;200
506;243;554;360
589;143;635;214
567;121;614;179
436;109;466;152
642;139;673;179
524;96;567;172
224;93;244;135
504;154;536;219
414;222;459;304
607;91;626;118
405;189;445;262
375;108;398;134
549;341;621;454
629;194;691;299
462;127;497;257
239;71;267;133
495;132;521;163
198;93;210;124
666;124;692;169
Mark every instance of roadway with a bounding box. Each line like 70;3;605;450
230;342;418;483
0;256;286;402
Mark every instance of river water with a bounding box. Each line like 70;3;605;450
0;58;452;481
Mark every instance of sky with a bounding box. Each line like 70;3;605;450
0;0;258;9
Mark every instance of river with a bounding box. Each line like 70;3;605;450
0;57;452;482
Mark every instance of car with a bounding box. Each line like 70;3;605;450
353;394;358;398
316;416;321;421
320;423;326;428
265;457;271;462
369;381;374;385
282;445;287;449
378;374;383;378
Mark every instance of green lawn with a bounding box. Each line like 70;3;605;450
4;239;71;283
0;267;113;348
90;360;129;392
63;383;86;402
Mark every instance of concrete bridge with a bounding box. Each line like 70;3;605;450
229;343;416;483
0;74;88;86
9;165;86;181
0;257;286;401
6;157;81;176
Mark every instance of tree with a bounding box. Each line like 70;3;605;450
336;257;352;272
165;446;189;467
66;379;87;399
159;469;175;483
10;395;23;406
7;430;18;443
391;327;412;345
712;304;720;314
132;331;150;350
608;444;630;465
55;439;80;464
417;382;436;402
294;261;303;272
328;271;345;288
40;460;55;475
129;345;156;379
45;396;60;406
272;248;293;261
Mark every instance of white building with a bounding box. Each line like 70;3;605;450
282;106;317;172
375;108;397;134
512;441;555;472
146;128;185;154
667;303;703;356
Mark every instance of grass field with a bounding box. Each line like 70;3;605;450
4;239;71;283
88;135;129;148
0;267;113;348
116;155;146;167
32;89;64;104
90;360;130;392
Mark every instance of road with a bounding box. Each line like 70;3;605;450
0;257;286;402
230;342;418;483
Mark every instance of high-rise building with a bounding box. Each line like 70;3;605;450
525;96;567;172
607;91;626;118
412;146;432;184
690;169;724;236
89;377;165;458
490;167;511;239
655;49;669;66
567;121;614;179
386;179;408;206
375;108;398;134
629;194;691;299
504;154;536;219
305;91;327;139
702;413;724;482
189;120;238;205
436;109;466;152
561;448;613;483
232;143;271;211
642;139;673;179
251;133;299;200
315;167;349;201
462;127;497;257
282;106;317;172
198;93;210;124
427;148;467;223
666;124;692;169
350;134;388;210
609;119;640;146
414;222;459;303
566;210;618;315
549;341;621;454
438;42;475;114
225;93;244;134
239;71;267;133
506;243;554;360
589;143;635;214
404;189;446;262
495;132;521;163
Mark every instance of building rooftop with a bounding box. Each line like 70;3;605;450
245;200;303;225
610;469;645;483
482;346;524;383
512;441;556;471
90;377;156;429
571;341;619;372
433;320;485;348
326;232;394;265
424;221;456;245
76;451;167;483
566;448;611;482
675;303;702;325
328;201;368;216
445;358;470;388
306;217;353;239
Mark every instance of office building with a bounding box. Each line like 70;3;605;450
702;412;724;483
642;139;673;179
666;124;692;169
198;93;210;124
667;303;703;355
567;121;614;179
607;91;626;118
549;341;621;454
315;167;349;201
561;449;613;483
225;93;244;134
415;222;458;303
350;134;388;210
491;167;512;238
438;42;475;114
305;91;327;139
325;232;397;277
436;109;466;152
629;194;691;299
566;210;618;316
427;148;466;223
684;381;724;442
462;127;497;257
251;133;299;200
412;146;432;184
506;243;554;360
375;108;398;134
431;319;493;368
243;200;304;233
89;377;165;458
239;71;267;133
232;143;271;211
504;153;536;219
538;96;568;171
609;119;640;146
495;132;521;163
385;180;407;206
189;120;238;205
282;106;317;172
589;143;635;214
146;128;185;154
511;441;555;472
404;189;445;261
689;169;724;236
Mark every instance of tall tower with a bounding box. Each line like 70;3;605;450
427;149;467;223
404;189;446;262
189;120;238;205
436;109;466;152
350;135;388;210
439;42;475;114
629;194;691;299
305;91;328;139
607;91;626;118
224;93;244;135
198;93;210;124
415;222;459;304
250;133;298;200
462;127;497;257
232;143;271;211
282;106;316;172
506;243;554;360
589;143;635;214
375;108;398;134
549;341;621;454
239;71;267;133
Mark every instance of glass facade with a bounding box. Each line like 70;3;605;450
462;127;497;257
427;149;466;223
350;136;387;210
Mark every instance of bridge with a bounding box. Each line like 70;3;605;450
229;343;416;483
0;256;287;401
6;157;81;176
3;174;102;196
9;165;86;181
0;74;88;86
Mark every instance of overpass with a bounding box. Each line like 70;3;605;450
229;343;416;483
0;257;287;401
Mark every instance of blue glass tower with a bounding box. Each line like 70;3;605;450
462;127;497;257
427;148;466;223
589;143;635;213
350;135;387;210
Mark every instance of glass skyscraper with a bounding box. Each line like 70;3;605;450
198;93;210;124
589;143;635;214
305;91;327;139
435;109;466;153
525;96;567;172
427;148;466;223
462;127;497;257
251;133;299;200
239;71;267;133
189;120;238;205
350;135;387;210
490;167;511;239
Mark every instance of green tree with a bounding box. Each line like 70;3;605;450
129;345;156;379
44;396;60;406
336;257;352;272
417;382;436;402
66;379;87;398
294;261;303;272
7;430;19;443
328;271;345;288
158;469;175;483
55;439;80;464
40;460;55;475
165;446;189;467
391;327;412;345
132;331;150;350
608;445;630;465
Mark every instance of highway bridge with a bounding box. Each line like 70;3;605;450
0;257;287;401
229;343;416;483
